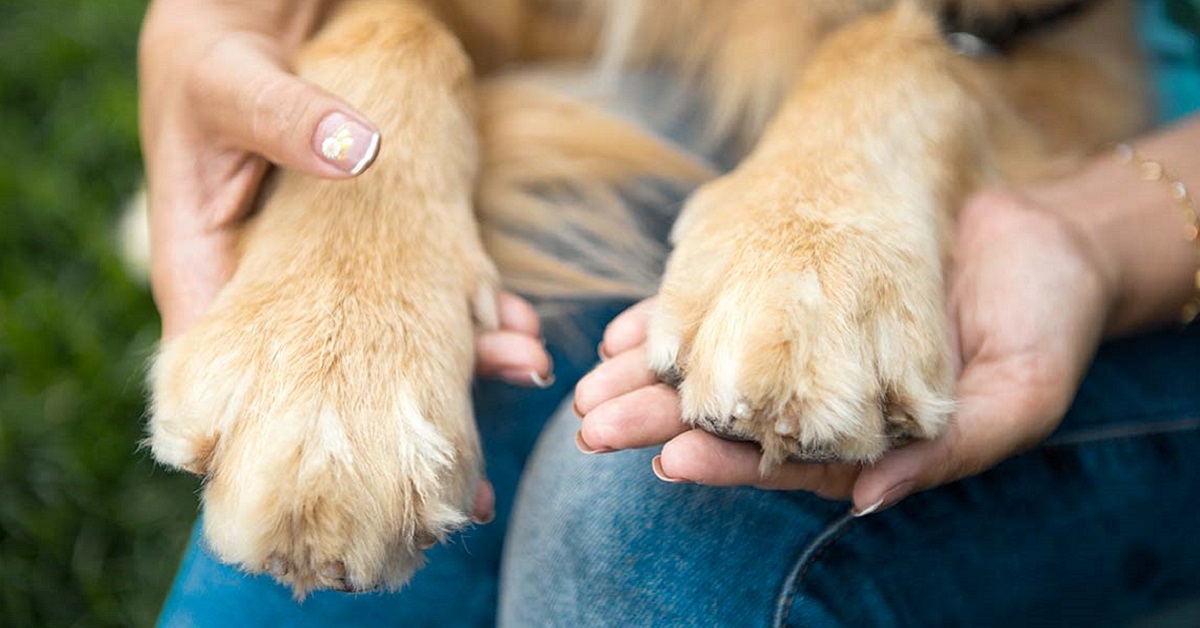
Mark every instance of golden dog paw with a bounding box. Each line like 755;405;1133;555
148;264;495;596
648;171;954;469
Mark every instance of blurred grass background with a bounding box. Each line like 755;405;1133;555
0;1;199;626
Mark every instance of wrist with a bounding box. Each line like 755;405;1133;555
1024;123;1200;336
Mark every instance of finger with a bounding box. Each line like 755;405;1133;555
852;356;1069;514
656;430;858;498
496;292;541;337
471;479;495;524
152;233;236;339
577;384;688;451
147;153;266;338
475;331;553;387
192;37;380;178
599;298;655;359
574;346;658;415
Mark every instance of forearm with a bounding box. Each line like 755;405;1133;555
1028;116;1200;337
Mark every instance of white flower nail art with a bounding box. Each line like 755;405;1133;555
321;125;355;161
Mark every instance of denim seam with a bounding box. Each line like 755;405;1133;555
1041;415;1200;448
765;415;1200;627
773;512;856;628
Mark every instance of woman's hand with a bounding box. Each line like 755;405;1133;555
139;0;376;337
574;189;1116;512
851;190;1112;512
138;0;548;385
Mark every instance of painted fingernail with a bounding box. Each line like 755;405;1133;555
852;481;914;517
530;370;555;388
497;369;529;385
497;369;554;388
471;481;495;524
651;455;686;483
575;431;612;455
852;499;885;518
314;112;380;175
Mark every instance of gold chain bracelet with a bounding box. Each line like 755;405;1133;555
1115;143;1200;325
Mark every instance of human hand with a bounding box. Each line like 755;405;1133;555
138;0;549;387
139;0;377;337
574;189;1115;512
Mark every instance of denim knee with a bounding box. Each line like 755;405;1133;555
499;400;850;627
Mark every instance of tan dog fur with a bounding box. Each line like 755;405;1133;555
147;0;1149;594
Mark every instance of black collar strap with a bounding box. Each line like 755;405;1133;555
939;0;1102;55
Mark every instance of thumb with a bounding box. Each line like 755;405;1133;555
851;356;1069;515
193;38;381;177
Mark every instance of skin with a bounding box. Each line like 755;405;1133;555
138;0;552;523
576;117;1200;514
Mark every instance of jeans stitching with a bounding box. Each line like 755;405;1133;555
774;512;856;628
767;416;1200;627
765;415;1199;627
1042;415;1200;448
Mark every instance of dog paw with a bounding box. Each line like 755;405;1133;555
648;174;954;468
148;263;497;596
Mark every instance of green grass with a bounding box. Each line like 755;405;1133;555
0;2;200;625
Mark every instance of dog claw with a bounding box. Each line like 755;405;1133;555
266;554;289;578
322;561;346;578
317;561;353;592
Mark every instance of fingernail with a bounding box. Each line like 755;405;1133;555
471;480;496;524
530;370;555;388
498;369;554;388
530;356;556;388
651;455;686;483
314;112;380;175
852;499;885;518
575;431;611;455
598;342;610;361
852;481;914;517
572;399;585;419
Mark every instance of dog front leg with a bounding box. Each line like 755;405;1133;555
649;3;987;467
148;0;497;595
